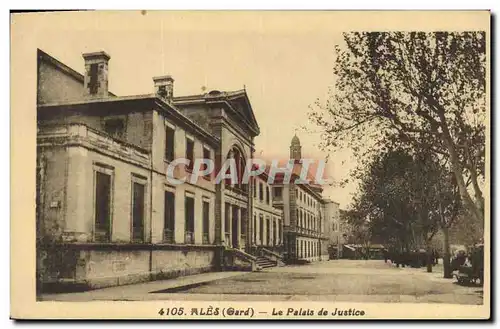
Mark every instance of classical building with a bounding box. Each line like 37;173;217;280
36;49;284;292
270;135;335;262
252;170;284;249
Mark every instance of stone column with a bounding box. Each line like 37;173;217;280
228;150;235;188
228;204;233;247
237;206;242;249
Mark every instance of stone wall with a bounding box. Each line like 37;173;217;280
37;55;85;104
40;245;219;291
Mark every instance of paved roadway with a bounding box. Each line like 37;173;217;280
40;259;483;304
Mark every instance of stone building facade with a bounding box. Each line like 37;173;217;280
36;49;287;292
36;49;339;292
252;171;284;250
271;135;334;263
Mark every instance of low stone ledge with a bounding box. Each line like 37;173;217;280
39;265;216;294
41;242;222;251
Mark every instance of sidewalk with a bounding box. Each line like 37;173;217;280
39;271;247;302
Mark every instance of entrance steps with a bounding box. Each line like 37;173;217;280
256;256;277;269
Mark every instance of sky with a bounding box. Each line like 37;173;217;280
12;10;491;209
15;11;381;208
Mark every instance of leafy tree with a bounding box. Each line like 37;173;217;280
450;210;484;248
341;209;372;258
347;146;461;276
309;31;486;225
351;149;422;252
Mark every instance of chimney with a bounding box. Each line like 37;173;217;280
153;75;174;103
82;51;110;98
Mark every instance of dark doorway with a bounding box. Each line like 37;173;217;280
232;206;239;248
266;218;270;246
273;220;277;246
259;216;264;245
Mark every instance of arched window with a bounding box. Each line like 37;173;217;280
225;146;246;191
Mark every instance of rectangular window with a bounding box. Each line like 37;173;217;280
259;182;264;201
273;187;283;198
164;190;175;243
266;187;270;204
131;182;145;242
104;118;125;139
253;181;257;198
202;147;211;179
185;196;195;243
186;138;194;171
94;171;111;242
202;200;210;244
165;126;175;162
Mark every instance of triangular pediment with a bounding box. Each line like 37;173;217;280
226;90;260;136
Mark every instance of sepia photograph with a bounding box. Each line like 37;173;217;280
10;10;490;319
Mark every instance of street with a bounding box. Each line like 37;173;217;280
40;260;483;304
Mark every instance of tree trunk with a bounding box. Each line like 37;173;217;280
442;225;452;278
440;125;483;224
426;238;433;273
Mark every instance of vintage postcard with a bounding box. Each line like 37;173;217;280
10;10;490;319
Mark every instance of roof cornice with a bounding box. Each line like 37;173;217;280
38;95;220;147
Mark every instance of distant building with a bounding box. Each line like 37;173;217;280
270;135;339;262
322;199;342;258
253;170;284;250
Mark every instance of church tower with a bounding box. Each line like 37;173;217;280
290;134;302;161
